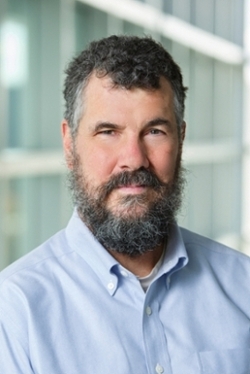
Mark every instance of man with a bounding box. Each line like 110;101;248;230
0;35;250;373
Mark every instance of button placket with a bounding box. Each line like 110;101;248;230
142;284;172;374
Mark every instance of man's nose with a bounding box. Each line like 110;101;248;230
117;137;150;171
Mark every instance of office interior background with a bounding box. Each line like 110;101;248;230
0;0;250;270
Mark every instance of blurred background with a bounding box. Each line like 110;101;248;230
0;0;250;270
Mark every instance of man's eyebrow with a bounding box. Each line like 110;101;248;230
145;117;171;128
92;122;120;132
91;118;171;132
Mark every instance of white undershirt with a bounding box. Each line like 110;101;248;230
137;247;166;292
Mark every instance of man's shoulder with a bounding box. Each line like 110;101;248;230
179;226;250;266
0;228;70;286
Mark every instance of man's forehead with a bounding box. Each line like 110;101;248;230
84;72;174;97
76;73;177;134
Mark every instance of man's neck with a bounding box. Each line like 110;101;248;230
108;243;165;277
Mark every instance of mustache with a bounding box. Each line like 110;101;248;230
98;167;166;198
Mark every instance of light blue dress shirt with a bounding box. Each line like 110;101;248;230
1;210;250;374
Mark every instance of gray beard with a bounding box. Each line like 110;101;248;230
68;153;185;257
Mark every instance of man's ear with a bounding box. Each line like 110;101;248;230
180;121;186;144
61;120;74;169
178;121;186;155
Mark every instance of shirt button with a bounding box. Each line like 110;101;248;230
155;363;164;373
107;282;115;290
120;270;128;277
145;306;152;315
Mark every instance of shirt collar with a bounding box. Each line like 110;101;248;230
65;210;188;294
65;209;119;295
158;223;189;288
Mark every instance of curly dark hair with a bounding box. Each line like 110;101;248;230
63;35;187;136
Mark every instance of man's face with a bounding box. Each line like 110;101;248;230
62;74;185;255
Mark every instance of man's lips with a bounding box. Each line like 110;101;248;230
116;184;147;194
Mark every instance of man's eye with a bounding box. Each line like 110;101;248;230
149;129;165;135
99;130;115;135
